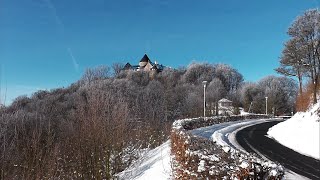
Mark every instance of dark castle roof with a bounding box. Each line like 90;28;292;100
123;63;132;70
140;54;151;62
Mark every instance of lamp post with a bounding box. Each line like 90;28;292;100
202;81;208;118
248;102;253;113
265;97;268;115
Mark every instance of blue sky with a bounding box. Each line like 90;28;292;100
0;0;318;105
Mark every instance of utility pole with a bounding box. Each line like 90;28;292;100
202;81;207;119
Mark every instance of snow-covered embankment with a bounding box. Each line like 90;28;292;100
117;141;172;180
268;102;320;159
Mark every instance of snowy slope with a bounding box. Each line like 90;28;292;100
268;102;320;159
117;141;172;180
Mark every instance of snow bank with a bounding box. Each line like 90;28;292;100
268;102;320;159
240;109;251;115
117;141;172;180
171;115;284;179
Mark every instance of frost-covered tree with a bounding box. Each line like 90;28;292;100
181;63;244;98
280;9;320;103
0;59;249;178
206;78;226;115
156;68;184;88
239;82;261;112
183;63;214;84
126;70;150;86
258;76;298;115
214;64;244;94
238;76;297;115
144;80;165;122
184;86;203;117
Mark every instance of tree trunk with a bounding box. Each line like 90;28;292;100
297;71;303;96
313;76;318;104
215;102;219;116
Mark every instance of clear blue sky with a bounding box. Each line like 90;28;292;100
0;0;318;105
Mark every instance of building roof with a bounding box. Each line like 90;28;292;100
218;98;232;103
140;54;151;63
123;63;132;70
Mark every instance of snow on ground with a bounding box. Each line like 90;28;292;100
268;102;320;160
192;118;309;179
210;119;276;152
117;140;172;180
240;109;251;115
117;111;317;180
284;170;311;180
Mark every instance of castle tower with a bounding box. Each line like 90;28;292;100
139;54;151;67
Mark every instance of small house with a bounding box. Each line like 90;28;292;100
218;98;234;115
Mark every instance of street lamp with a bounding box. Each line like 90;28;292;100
265;97;268;115
202;81;208;118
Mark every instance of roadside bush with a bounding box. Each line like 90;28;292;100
296;80;319;111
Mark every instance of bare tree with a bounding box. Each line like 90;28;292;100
214;64;244;94
1;59;251;178
276;38;307;95
206;78;226;115
182;63;214;84
112;62;124;77
285;9;320;103
258;76;298;115
239;82;261;112
81;65;110;84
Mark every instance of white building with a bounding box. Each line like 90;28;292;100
218;98;234;115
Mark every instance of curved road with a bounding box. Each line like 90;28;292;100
236;121;320;179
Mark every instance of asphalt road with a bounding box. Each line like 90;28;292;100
236;121;320;180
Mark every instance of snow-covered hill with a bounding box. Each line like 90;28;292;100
268;102;320;159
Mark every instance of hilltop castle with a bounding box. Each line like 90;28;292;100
123;54;165;73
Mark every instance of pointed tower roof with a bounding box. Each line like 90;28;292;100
123;63;132;70
140;54;151;63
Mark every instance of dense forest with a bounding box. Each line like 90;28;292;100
0;62;297;179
